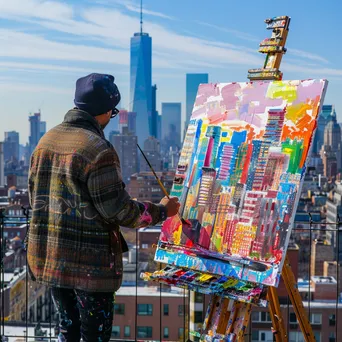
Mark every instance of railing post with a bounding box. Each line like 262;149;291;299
22;206;30;342
0;207;5;341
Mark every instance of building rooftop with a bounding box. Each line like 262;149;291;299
311;275;337;284
138;225;162;233
116;285;186;297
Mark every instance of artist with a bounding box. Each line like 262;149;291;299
26;73;180;342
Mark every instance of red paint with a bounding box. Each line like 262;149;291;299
240;143;253;184
204;137;214;167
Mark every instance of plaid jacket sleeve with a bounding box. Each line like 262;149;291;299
87;148;167;228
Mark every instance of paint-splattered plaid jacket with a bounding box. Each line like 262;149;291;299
27;109;167;292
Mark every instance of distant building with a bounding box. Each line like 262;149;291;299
1;268;56;323
151;84;158;138
112;286;187;341
326;181;342;260
313;105;336;154
185;73;208;135
0;142;4;187
109;127;138;184
28;111;46;155
4;131;19;162
127;171;174;203
103;115;119;140
118;110;137;135
320;112;341;178
161;102;182;152
4;161;29;189
157;113;162;141
140;136;162;172
130;27;152;144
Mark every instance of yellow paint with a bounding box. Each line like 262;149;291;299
220;124;233;142
173;222;182;245
285;103;310;122
266;81;297;102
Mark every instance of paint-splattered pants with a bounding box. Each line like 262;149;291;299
51;287;115;342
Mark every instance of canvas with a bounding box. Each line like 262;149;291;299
149;79;327;291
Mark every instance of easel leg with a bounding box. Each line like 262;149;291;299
267;286;288;342
282;255;316;342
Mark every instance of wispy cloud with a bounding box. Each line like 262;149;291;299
195;21;260;42
93;0;175;20
0;61;131;75
0;82;73;95
0;2;262;71
0;29;129;65
282;62;342;77
290;48;329;64
0;0;335;78
0;0;73;21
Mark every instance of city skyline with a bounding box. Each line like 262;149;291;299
1;0;342;144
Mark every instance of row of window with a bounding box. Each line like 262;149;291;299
114;303;185;316
252;330;324;342
251;311;336;326
112;325;184;339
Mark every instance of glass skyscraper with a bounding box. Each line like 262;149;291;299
162;102;182;152
185;73;209;128
130;31;152;145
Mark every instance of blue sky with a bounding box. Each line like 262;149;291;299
0;0;341;144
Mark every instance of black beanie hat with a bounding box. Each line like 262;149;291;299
74;73;121;116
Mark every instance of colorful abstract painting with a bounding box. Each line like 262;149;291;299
150;79;327;290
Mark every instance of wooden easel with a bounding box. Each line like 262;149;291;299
196;16;316;342
248;16;315;342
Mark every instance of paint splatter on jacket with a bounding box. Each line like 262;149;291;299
27;109;167;292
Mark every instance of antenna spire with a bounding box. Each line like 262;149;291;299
140;0;143;34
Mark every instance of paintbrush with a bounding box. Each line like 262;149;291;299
137;143;192;227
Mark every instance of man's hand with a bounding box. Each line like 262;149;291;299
160;196;180;217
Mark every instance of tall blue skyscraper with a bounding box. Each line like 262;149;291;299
185;73;209;128
130;22;152;144
162;102;182;152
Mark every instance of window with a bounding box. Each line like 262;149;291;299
137;326;152;338
138;304;153;316
310;313;322;325
314;332;321;342
329;314;336;326
329;332;336;342
261;312;272;322
251;330;259;342
251;311;259;322
178;327;184;339
142;243;148;249
251;311;272;322
178;304;185;316
163;327;169;338
124;326;130;337
194;292;204;302
163;304;169;316
114;303;125;315
112;326;120;337
289;331;305;342
194;311;203;323
289;313;297;324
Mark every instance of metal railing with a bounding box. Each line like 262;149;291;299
1;208;341;341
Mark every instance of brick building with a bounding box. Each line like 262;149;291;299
127;171;175;203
